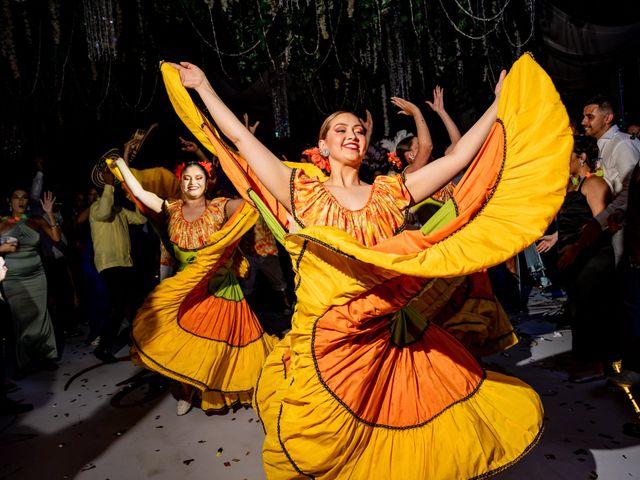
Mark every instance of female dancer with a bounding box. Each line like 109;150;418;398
386;94;516;357
0;190;60;374
110;157;275;415
164;54;570;478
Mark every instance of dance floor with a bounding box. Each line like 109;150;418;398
1;292;639;479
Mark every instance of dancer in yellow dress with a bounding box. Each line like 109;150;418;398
109;157;276;415
385;95;516;357
161;53;571;478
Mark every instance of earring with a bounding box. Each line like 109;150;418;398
408;153;416;161
320;147;329;157
579;159;585;167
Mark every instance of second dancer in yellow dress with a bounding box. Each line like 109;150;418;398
111;157;276;415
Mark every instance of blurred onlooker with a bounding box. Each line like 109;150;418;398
579;95;640;264
627;120;640;139
30;158;81;353
0;256;33;415
0;189;60;375
89;168;147;363
608;160;640;386
539;135;614;382
240;216;291;317
68;186;110;345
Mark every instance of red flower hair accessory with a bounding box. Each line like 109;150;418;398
387;151;402;170
302;147;331;173
175;160;213;179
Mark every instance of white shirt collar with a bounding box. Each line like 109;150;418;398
597;125;619;150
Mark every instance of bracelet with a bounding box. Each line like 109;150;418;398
51;224;60;229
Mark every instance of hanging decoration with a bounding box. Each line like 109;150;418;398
271;57;291;139
1;0;20;79
82;0;117;61
0;0;543;176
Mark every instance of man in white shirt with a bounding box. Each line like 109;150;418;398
581;95;640;263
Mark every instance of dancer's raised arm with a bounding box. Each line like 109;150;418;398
405;70;505;203
426;86;462;151
391;97;433;173
112;158;164;213
168;62;292;211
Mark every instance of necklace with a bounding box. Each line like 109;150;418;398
2;214;29;224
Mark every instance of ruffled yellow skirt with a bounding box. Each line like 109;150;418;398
131;203;277;412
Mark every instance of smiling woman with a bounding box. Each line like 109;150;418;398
0;188;61;374
108;155;276;416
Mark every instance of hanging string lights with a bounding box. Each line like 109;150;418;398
81;0;117;61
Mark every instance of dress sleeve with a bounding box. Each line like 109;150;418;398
290;169;325;229
373;174;413;212
208;197;231;226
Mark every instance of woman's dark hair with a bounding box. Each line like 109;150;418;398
572;135;599;171
396;136;414;164
182;161;210;178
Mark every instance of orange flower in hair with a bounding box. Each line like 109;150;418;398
387;151;402;170
302;147;331;173
175;160;213;179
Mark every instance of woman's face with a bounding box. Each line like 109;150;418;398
10;190;28;216
319;113;367;167
181;164;207;200
87;187;99;205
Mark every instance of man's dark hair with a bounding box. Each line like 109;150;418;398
584;94;616;121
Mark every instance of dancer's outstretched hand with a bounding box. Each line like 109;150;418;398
243;113;260;135
391;97;420;117
425;86;445;114
167;62;207;90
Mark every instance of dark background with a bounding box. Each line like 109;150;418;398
1;0;639;201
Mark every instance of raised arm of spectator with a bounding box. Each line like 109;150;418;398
32;191;61;242
179;136;211;164
426;86;462;150
30;157;45;216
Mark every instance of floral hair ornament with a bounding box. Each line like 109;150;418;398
387;151;402;170
379;129;413;168
302;147;331;173
175;160;213;179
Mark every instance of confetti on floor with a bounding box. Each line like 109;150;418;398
0;290;637;479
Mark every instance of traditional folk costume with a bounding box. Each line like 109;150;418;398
106;166;276;413
162;54;571;478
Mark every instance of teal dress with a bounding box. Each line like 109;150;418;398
3;221;57;369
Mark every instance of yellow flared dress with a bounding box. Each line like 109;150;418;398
160;53;572;478
129;198;276;412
